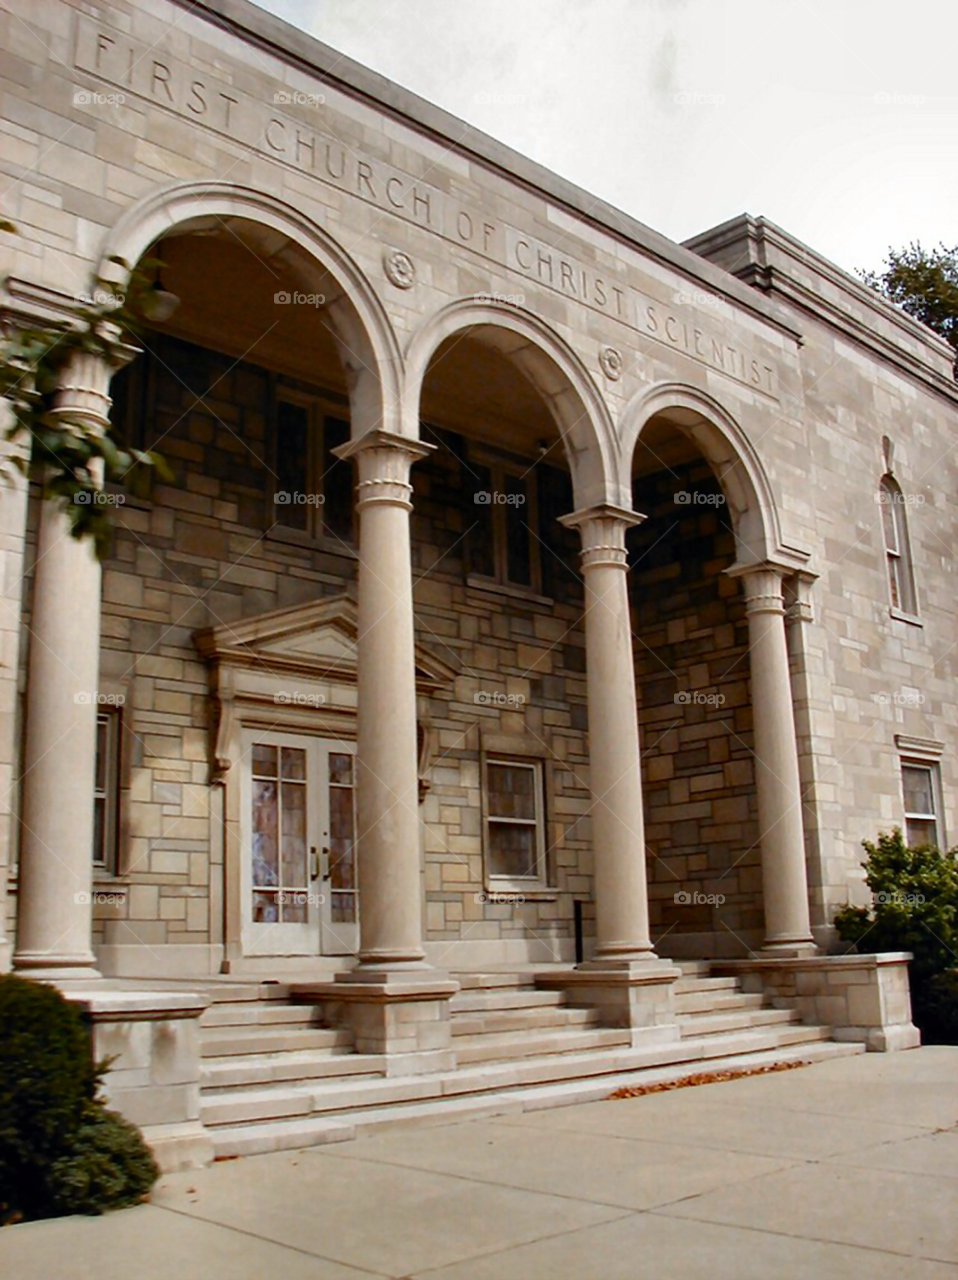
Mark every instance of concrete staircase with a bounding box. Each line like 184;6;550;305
196;964;862;1159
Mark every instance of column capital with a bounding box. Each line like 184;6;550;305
48;343;136;437
727;562;789;616
332;430;435;511
559;503;646;569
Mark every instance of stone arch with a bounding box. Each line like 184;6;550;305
620;381;802;568
404;299;618;509
97;180;403;437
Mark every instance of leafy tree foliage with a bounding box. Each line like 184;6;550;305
860;242;958;377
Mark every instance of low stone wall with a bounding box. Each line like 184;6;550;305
68;988;213;1171
712;952;920;1051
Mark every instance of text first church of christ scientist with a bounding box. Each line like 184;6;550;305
0;0;951;1167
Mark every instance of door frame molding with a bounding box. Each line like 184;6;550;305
194;594;456;970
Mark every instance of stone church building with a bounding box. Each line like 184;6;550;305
0;0;952;1166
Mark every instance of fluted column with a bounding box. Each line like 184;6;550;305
560;504;655;963
335;430;434;970
735;564;815;951
14;351;115;977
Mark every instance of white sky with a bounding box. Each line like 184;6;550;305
251;0;957;279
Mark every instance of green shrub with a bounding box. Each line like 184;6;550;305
46;1105;158;1217
835;830;958;1044
0;974;158;1222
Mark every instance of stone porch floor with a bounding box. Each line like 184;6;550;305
1;1046;955;1278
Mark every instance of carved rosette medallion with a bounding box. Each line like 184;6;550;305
383;249;416;289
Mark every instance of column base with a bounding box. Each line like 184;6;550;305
295;973;460;1073
536;959;682;1047
12;954;101;982
758;941;819;958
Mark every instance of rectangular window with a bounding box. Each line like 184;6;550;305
902;761;943;849
93;711;120;873
467;454;541;592
485;757;546;883
272;389;355;543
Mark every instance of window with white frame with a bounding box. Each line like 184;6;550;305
879;474;918;616
901;760;943;849
93;710;120;874
484;756;547;883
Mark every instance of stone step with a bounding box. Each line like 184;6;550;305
449;988;566;1014
674;961;712;975
204;1034;863;1157
451;1006;600;1037
201;1049;382;1089
677;1007;801;1037
200;1003;322;1029
672;975;740;995
451;972;533;991
199;983;294;1004
453;1026;633;1066
199;1027;353;1058
673;990;765;1014
211;1114;356;1158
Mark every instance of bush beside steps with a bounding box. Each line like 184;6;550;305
0;973;159;1224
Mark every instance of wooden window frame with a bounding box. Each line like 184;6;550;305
93;709;121;875
268;382;355;547
467;449;542;594
880;474;919;620
482;753;548;890
901;759;945;851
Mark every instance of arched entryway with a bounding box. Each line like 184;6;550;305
621;384;815;957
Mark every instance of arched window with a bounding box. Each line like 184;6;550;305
879;474;918;616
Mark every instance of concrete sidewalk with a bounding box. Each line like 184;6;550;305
2;1047;956;1278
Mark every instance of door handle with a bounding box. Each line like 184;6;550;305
310;846;320;881
321;846;331;881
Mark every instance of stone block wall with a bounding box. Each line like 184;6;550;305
630;460;761;954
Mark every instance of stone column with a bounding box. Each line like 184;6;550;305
735;564;815;952
345;430;434;969
561;505;655;961
306;431;458;1072
13;351;114;978
541;505;680;1045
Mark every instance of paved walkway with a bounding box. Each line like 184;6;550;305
2;1047;956;1278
